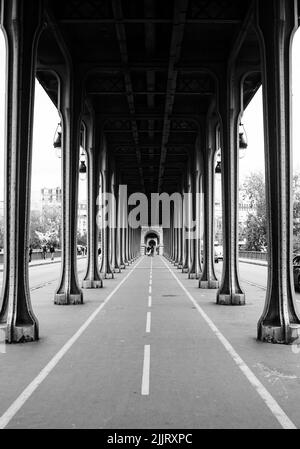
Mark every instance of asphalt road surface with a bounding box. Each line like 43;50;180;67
1;256;300;429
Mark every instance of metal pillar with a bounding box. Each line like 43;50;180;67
256;0;300;343
82;114;103;289
54;69;83;305
182;168;191;273
114;182;122;273
0;0;42;341
200;118;219;289
189;169;200;279
99;142;114;279
216;70;245;305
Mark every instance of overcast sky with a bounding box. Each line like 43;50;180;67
1;30;300;205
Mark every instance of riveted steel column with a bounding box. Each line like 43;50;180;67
54;68;83;305
216;70;245;305
182;167;191;273
200;118;219;289
114;181;122;273
0;0;43;341
256;0;300;343
99;141;114;279
82;114;103;289
189;169;200;279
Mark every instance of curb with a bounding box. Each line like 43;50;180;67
239;259;267;267
0;256;87;273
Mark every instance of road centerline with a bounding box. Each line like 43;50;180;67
141;345;150;396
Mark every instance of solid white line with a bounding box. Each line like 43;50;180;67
146;312;151;333
141;345;150;395
148;295;152;308
0;257;144;429
160;256;297;430
149;285;152;294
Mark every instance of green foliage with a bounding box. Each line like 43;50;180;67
77;231;87;247
241;171;300;252
0;216;4;250
242;172;267;251
29;205;61;249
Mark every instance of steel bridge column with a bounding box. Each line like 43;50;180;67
182;168;191;273
256;0;300;343
54;76;83;304
82;115;103;289
189;169;200;279
99;145;114;279
200;119;219;289
0;0;43;341
216;69;245;305
114;181;122;272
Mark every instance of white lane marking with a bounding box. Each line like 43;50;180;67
146;312;151;333
160;256;297;430
149;279;152;286
141;345;150;395
0;257;144;429
149;285;152;294
148;295;152;308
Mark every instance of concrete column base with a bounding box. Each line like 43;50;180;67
104;272;114;279
199;280;219;289
82;279;103;289
216;292;245;305
54;292;83;305
0;323;38;343
182;267;189;273
258;323;300;344
188;272;199;279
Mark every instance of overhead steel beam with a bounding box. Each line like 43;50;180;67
112;0;145;192
157;0;189;192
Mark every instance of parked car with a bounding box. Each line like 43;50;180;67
200;246;223;264
214;244;223;263
293;255;300;291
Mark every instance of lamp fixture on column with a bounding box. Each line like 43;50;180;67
53;123;62;158
239;122;248;159
79;143;87;181
215;150;221;174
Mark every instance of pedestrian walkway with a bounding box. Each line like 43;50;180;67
0;255;87;272
0;255;300;429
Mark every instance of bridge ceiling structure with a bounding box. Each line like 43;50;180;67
36;0;262;195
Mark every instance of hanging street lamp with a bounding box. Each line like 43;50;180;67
53;123;62;158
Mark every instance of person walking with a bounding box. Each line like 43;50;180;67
29;245;33;263
49;245;55;261
42;245;47;260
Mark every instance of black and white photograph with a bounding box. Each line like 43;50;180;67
0;0;300;436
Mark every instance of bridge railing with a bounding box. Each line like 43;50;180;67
0;249;62;264
239;250;268;261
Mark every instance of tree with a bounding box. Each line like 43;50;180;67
242;172;267;251
293;173;300;252
0;216;4;250
29;205;61;249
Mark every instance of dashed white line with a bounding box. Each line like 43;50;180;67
141;345;150;395
160;256;297;430
146;312;151;333
148;295;152;308
149;285;152;294
0;257;144;429
149;279;152;285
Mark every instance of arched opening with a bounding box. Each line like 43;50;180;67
144;231;160;255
